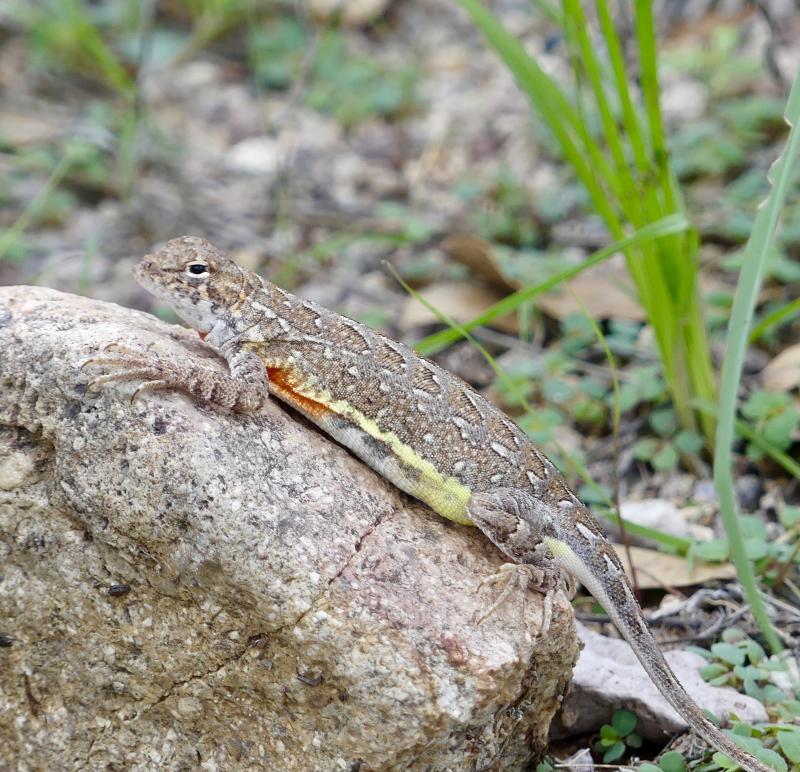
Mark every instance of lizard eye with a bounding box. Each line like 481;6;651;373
185;262;209;277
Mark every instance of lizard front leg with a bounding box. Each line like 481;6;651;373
83;342;269;413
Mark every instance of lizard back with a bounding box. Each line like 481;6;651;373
232;277;582;528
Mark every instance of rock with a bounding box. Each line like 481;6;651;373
0;286;579;770
551;624;767;742
310;0;391;26
736;474;763;512
226;136;283;175
619;498;691;540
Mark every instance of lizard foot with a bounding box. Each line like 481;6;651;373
82;345;190;404
81;344;267;413
473;563;560;638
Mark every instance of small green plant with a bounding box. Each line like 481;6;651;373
455;167;542;247
17;0;135;96
740;391;800;462
690;628;799;726
594;708;642;763
690;510;800;587
248;19;420;127
639;750;687;772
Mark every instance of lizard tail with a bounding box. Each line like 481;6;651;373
543;532;772;772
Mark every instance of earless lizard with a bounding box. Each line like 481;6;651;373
85;236;769;772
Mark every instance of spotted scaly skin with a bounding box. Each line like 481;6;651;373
85;236;769;772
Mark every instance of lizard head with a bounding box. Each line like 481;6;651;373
134;236;251;332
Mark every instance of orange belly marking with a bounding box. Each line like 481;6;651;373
197;331;208;341
267;367;333;421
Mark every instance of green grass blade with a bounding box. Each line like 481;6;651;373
415;213;690;356
595;0;648;172
748;297;800;343
712;70;800;655
695;401;800;482
453;0;624;236
562;0;636;208
0;151;78;261
597;509;693;552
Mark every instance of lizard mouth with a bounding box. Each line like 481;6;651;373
133;257;166;298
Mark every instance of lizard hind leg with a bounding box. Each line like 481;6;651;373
473;562;560;638
468;489;564;636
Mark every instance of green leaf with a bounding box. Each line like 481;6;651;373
762;684;788;704
711;642;747;666
764;410;800;450
611;708;637;736
603;741;626;763
652;443;679;471
744;536;769;561
650;408;678;437
733;664;767;681
752;747;788;772
578;483;613;506
692;538;730;562
633;437;659;459
740;515;767;540
742;390;789;420
713;751;741;770
674;429;705;454
599;723;618;741
626;732;642;748
779;506;800;528
700;663;729;680
744;639;766;663
743;677;764;700
658;750;686;772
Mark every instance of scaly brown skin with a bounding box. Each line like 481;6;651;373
84;236;770;772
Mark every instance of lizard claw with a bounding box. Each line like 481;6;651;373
473;563;561;638
81;345;179;400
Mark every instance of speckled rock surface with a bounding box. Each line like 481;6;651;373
0;286;579;771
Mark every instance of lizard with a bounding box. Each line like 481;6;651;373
84;236;770;772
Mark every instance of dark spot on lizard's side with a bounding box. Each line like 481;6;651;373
410;363;442;395
291;303;323;334
373;340;408;374
449;388;484;427
334;320;370;353
0;633;13;647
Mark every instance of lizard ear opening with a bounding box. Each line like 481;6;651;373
185;262;210;277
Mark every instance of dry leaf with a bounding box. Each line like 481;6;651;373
399;281;517;333
441;234;516;292
0;109;62;146
537;262;645;321
762;344;800;392
612;544;736;590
